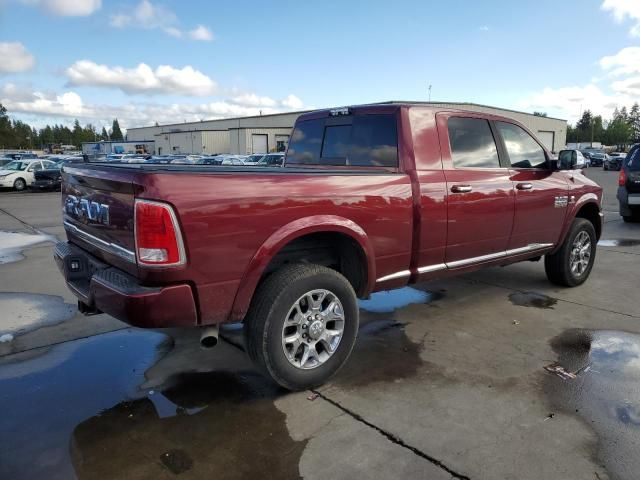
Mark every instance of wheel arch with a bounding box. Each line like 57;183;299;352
554;194;602;252
229;215;375;322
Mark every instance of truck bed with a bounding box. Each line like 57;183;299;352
60;162;414;324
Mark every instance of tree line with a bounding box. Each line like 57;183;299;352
0;103;124;150
566;103;640;149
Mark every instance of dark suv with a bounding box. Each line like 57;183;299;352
618;144;640;223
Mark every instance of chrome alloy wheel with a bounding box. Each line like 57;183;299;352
569;231;592;277
281;289;345;370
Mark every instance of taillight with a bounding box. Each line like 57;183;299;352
134;199;185;266
619;169;626;186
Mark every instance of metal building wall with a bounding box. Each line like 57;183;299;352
201;131;230;154
243;128;293;154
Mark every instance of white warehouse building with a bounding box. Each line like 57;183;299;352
125;102;567;156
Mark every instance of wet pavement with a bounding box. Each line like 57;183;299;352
509;291;558;309
0;230;56;264
1;168;640;479
597;239;640;247
546;330;640;480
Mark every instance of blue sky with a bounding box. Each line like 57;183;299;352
1;0;640;130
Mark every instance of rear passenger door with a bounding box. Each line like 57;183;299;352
493;121;569;249
436;114;515;267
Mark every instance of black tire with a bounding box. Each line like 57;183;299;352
623;214;640;223
244;263;359;391
13;178;26;191
545;218;597;287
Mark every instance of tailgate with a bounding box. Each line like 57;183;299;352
61;165;138;275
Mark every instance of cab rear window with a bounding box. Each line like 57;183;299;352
286;114;398;167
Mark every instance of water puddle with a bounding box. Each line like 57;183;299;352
598;239;640;247
0;329;304;480
0;292;76;337
358;287;442;313
509;292;557;309
545;329;640;480
0;230;56;264
332;317;423;388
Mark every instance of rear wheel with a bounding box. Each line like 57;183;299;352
13;178;26;191
623;213;640;223
244;263;359;390
545;218;596;287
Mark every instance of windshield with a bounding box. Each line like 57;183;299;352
3;161;29;171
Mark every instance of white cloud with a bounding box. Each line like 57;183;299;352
517;84;632;122
164;27;183;38
599;46;640;76
0;42;35;74
65;60;217;96
109;0;213;41
1;84;306;130
601;0;640;36
231;93;277;107
516;43;640;123
479;25;490;31
281;94;303;109
21;0;101;16
1;85;84;117
611;76;640;95
188;25;213;41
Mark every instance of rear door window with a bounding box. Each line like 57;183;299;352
447;117;501;168
286;114;398;167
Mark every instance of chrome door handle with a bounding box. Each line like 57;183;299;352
451;185;472;193
516;183;533;190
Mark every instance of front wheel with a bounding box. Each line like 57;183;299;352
13;178;26;191
244;263;359;390
545;218;597;287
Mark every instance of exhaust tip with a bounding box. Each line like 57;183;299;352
200;335;218;348
199;325;219;349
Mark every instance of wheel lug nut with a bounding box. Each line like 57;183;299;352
315;314;321;320
302;324;307;329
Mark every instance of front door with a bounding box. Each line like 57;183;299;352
437;114;515;267
493;121;569;249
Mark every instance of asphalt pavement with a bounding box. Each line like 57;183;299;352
0;168;638;480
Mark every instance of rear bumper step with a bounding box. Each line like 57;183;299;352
54;241;198;328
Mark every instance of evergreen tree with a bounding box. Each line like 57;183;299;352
628;103;640;143
100;126;109;141
111;119;124;140
576;110;593;142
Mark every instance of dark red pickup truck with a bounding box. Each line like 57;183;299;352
55;103;603;389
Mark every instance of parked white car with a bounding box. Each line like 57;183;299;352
0;159;57;191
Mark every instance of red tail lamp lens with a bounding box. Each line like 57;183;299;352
135;200;184;266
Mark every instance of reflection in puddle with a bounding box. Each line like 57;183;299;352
0;329;304;480
509;292;557;309
0;230;56;264
0;292;76;336
546;329;640;480
598;239;640;247
333;318;423;388
359;287;441;313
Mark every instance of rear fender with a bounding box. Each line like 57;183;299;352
229;215;375;322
